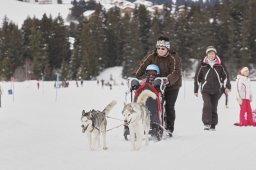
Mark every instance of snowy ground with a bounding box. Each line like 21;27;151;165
0;67;256;170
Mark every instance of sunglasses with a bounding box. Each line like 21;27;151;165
157;47;166;51
146;70;157;76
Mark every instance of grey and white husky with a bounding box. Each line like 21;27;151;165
122;89;157;150
81;100;117;150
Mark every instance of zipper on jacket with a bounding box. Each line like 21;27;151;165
202;69;210;91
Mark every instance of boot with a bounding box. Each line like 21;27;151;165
204;124;211;130
210;124;216;131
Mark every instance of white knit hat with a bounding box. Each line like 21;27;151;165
240;67;249;75
206;46;217;54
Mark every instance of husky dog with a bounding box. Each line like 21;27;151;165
81;100;117;150
122;90;157;150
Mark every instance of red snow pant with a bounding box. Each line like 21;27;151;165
239;99;254;126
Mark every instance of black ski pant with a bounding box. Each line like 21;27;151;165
201;92;220;126
165;88;180;133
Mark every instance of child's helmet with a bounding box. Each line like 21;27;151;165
145;64;160;75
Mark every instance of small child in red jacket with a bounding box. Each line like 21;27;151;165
234;67;255;126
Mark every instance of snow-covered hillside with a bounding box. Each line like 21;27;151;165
0;0;165;28
0;0;72;27
1;66;256;170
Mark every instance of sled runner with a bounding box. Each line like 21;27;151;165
124;77;168;141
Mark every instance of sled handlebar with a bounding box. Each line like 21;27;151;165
154;77;168;94
127;77;168;93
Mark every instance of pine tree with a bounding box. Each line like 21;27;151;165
21;17;41;80
75;4;107;80
68;26;82;79
225;1;244;77
162;5;175;40
53;15;71;80
150;10;162;43
79;4;107;78
173;5;192;72
79;21;93;79
120;13;136;77
0;17;23;80
106;7;123;66
247;0;256;65
29;28;50;80
70;0;85;20
69;0;97;21
239;3;251;68
187;3;208;60
212;1;230;62
135;5;152;55
39;14;54;74
39;14;71;79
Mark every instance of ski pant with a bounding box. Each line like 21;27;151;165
201;92;220;126
146;98;159;124
165;88;180;133
239;99;254;126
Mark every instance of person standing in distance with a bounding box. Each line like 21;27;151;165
234;67;254;126
134;36;182;137
194;46;231;130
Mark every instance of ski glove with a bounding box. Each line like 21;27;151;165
236;98;242;105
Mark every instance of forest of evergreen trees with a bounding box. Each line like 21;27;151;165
0;0;256;81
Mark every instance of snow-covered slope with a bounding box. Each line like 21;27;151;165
0;66;256;170
0;0;164;28
0;0;72;27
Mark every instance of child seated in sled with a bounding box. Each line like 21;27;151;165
234;67;255;126
131;64;165;92
124;64;168;141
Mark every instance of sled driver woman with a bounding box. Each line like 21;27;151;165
134;36;182;137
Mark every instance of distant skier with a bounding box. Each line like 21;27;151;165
37;80;40;90
109;82;112;90
76;80;79;87
79;76;83;87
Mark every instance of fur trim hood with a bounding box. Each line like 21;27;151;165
202;55;221;65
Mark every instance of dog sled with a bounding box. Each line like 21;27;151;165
124;76;168;141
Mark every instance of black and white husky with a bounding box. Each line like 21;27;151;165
122;90;157;150
81;100;117;150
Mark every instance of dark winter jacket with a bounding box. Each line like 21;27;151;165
194;56;231;94
134;50;182;90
